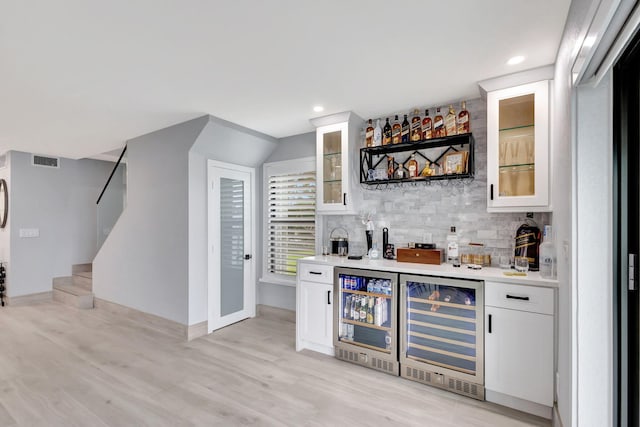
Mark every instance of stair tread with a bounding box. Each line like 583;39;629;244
74;271;92;279
52;283;93;296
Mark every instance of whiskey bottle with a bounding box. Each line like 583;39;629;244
395;164;406;179
401;114;410;143
365;119;374;147
410;109;422;141
391;115;401;144
457;101;471;134
421;109;433;140
387;156;395;179
382;118;392;145
445;105;457;136
407;154;419;178
420;160;431;176
433;107;445;138
373;119;382;146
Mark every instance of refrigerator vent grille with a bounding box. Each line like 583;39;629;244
402;365;484;400
448;378;481;399
371;357;394;373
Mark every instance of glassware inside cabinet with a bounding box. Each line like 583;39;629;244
322;130;342;204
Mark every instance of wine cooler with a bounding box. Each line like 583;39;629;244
400;274;484;400
334;268;399;375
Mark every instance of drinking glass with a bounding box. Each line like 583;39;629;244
514;257;529;272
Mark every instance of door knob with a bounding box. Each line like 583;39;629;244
244;254;252;260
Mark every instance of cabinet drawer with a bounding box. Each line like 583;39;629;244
485;281;554;315
299;263;334;284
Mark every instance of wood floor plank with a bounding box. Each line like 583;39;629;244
0;302;550;426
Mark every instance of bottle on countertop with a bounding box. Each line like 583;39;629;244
391;115;401;144
445;105;457;136
457;101;471;134
539;225;557;279
365;119;374;147
401;114;410;143
407;154;419;178
410;109;422;141
433;107;445;138
447;226;461;267
422;109;433;140
382;118;392;145
373;119;382;146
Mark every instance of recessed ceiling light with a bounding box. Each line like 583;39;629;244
313;105;324;113
507;55;525;66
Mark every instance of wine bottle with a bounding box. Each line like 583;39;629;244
373;119;382;146
445;105;457;136
421;109;433;140
382;118;392;145
365;119;374;147
401;114;410;143
457;101;471;134
391;115;401;144
433;107;445;138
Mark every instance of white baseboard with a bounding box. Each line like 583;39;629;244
7;291;52;306
187;321;208;341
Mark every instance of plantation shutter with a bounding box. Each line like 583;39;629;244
267;170;316;276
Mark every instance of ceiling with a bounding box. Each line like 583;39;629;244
0;1;571;160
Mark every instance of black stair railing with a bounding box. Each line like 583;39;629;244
96;145;127;205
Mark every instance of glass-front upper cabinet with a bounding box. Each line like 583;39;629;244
486;80;550;212
312;112;361;214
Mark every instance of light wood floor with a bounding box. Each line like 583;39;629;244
0;302;550;426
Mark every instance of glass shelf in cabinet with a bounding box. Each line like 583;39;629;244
323;178;342;184
323;151;342;157
341;318;391;331
341;289;392;299
498;163;535;169
498;124;534;132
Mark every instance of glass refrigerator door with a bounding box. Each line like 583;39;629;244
403;278;483;380
336;272;394;353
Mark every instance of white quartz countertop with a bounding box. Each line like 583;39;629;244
299;256;559;288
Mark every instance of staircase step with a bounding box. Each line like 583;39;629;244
72;273;92;291
74;271;92;279
72;263;92;274
53;280;93;309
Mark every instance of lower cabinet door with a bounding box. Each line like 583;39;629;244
485;306;554;406
299;281;333;350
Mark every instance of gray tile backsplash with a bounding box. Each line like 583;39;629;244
322;98;549;263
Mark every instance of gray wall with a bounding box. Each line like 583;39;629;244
188;116;278;325
257;132;316;311
323;99;549;259
93;116;208;324
0;158;10;294
8;151;114;297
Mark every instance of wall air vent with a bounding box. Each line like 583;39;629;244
31;154;60;168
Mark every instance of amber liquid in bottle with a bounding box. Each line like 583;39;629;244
422;109;433;139
401;114;410;143
445;105;457;136
387;156;395;178
410;109;422;141
433;107;445;138
457;101;471;134
382;118;392;145
365;119;374;147
391;115;401;144
407;154;419;178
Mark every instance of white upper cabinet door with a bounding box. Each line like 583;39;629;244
486;80;551;212
316;121;350;213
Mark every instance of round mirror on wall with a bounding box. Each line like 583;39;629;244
0;179;8;228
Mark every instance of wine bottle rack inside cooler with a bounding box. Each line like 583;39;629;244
399;274;485;400
334;267;399;376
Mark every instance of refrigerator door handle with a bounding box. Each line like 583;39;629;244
488;314;492;333
327;290;331;305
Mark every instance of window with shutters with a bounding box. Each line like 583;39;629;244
263;158;316;282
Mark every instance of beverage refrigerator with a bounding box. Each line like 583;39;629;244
334;267;399;375
399;274;485;400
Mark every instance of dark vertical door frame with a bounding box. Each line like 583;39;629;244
613;29;640;427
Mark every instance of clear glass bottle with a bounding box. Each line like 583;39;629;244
539;225;557;279
373;119;382;146
447;226;460;266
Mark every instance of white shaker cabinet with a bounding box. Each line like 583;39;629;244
486;80;551;212
296;261;334;355
311;111;362;214
484;281;555;419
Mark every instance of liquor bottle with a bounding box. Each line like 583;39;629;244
421;109;433;139
373;119;382;146
433;107;445;138
387;156;395;179
407;154;419;178
367;296;374;324
420;160;431;177
410;109;422;141
401;114;410;143
445;105;457;136
457;101;471;134
365;119;374;147
395;164;406;179
382;118;392;145
352;296;359;321
391;115;401;144
539;225;557;279
447;226;460;266
359;297;367;322
344;295;351;319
